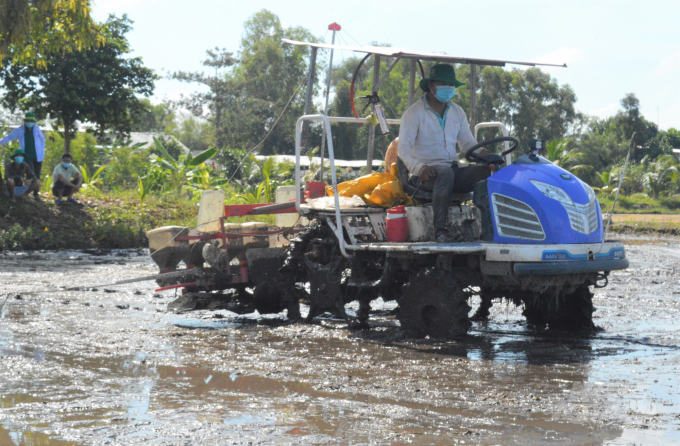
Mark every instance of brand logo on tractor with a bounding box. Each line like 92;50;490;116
561;174;572;180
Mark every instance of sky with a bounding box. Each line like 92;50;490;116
92;0;680;130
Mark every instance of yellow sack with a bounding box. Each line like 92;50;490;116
327;172;396;198
364;180;414;208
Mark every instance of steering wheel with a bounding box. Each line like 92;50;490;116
465;136;519;165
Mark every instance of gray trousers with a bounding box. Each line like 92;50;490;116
412;164;491;232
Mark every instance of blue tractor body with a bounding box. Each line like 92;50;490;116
486;154;604;246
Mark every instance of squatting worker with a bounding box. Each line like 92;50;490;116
3;149;41;202
51;153;82;204
0;112;46;200
398;64;493;243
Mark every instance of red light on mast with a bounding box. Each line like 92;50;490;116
328;22;341;31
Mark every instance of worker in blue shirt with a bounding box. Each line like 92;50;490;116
0;112;46;200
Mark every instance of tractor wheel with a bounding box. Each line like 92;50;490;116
278;220;345;321
304;255;347;321
470;291;494;322
252;282;284;315
522;286;596;330
397;268;471;338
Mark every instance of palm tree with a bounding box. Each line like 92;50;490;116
642;155;680;198
544;139;589;174
594;170;616;195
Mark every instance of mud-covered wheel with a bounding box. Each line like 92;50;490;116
252;282;284;314
556;286;595;330
522;286;595;330
397;268;471;337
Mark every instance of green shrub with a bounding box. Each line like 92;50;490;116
102;146;151;189
659;196;680;210
43;132;99;175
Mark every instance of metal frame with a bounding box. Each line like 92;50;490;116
475;122;512;165
288;38;567;206
294;115;400;259
292;115;542;258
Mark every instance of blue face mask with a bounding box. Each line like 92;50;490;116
25;122;35;128
62;162;71;169
15;156;24;164
434;85;456;103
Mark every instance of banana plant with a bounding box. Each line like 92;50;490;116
152;137;218;195
137;176;155;203
80;164;107;191
236;183;265;204
185;166;229;201
258;156;294;203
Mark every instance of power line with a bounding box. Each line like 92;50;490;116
341;29;362;47
227;69;310;183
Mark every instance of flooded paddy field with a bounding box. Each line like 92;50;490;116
1;236;679;445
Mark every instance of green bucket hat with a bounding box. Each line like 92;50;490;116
419;64;465;92
10;149;26;159
24;112;37;122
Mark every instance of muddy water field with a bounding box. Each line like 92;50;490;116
1;236;680;445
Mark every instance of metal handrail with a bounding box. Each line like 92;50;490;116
474;122;512;165
294;114;400;259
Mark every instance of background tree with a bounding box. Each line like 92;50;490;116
227;10;319;155
0;15;158;152
176;117;214;153
0;0;103;67
174;10;320;159
132;99;177;134
171;47;236;148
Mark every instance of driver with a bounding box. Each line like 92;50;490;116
398;63;493;243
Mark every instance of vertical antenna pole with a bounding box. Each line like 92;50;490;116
319;24;339;181
366;55;380;173
301;47;318;151
600;132;636;252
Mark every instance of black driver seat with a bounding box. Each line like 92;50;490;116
397;157;474;203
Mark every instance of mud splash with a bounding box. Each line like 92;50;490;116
1;238;679;445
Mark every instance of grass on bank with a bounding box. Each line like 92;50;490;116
598;193;680;214
2;182;679;251
0;185;275;251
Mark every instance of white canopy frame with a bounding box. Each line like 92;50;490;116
286;38;566;178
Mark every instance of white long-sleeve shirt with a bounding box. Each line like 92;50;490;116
397;96;477;175
0;124;46;162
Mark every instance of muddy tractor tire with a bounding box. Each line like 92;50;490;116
279;220;349;321
304;255;347;321
522;285;596;330
398;268;472;338
252;282;285;315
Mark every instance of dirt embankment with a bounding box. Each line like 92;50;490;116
0;193;196;251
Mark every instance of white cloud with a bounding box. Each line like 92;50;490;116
533;47;585;68
588;102;619;119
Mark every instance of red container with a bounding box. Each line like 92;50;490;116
386;205;408;242
305;181;326;200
